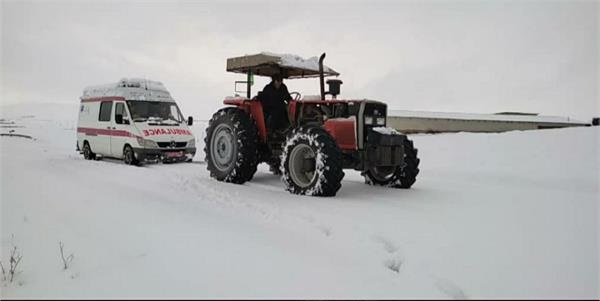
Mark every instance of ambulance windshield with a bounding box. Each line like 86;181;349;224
127;101;184;124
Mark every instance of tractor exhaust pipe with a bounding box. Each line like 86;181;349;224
319;53;326;100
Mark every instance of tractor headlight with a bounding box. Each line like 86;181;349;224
136;137;159;148
365;116;374;125
187;139;195;147
376;117;386;125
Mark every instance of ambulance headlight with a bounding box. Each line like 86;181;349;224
376;117;386;125
365;116;374;125
144;140;159;148
187;139;195;147
136;137;159;148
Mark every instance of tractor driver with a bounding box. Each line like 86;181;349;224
260;74;292;133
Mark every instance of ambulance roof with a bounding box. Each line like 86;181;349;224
81;78;175;102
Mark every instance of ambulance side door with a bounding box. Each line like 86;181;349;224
96;101;113;155
111;102;131;158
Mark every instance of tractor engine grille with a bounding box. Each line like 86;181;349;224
362;103;387;142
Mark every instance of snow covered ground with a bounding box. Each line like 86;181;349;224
1;103;598;299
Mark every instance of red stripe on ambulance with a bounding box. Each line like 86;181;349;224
77;127;142;139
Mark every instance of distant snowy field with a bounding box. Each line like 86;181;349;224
1;103;598;299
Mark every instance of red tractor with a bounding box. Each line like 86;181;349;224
204;52;420;196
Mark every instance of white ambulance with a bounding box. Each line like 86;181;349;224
77;78;196;165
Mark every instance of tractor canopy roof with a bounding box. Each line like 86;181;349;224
226;52;339;79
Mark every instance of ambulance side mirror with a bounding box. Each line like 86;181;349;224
187;116;194;126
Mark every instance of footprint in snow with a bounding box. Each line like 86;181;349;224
372;236;406;273
316;225;332;237
434;277;468;300
384;257;403;273
372;235;399;253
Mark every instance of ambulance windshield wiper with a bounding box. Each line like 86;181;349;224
133;118;148;122
165;117;182;124
156;119;181;125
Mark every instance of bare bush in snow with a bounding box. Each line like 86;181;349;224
59;241;74;270
0;260;5;281
1;245;23;283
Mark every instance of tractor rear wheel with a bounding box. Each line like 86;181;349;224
204;107;259;184
363;138;420;189
282;127;344;196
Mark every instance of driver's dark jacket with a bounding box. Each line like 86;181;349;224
259;82;292;130
259;82;292;112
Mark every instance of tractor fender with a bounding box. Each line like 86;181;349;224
223;98;267;142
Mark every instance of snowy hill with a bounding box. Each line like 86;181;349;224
1;103;598;299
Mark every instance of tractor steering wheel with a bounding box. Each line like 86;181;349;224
289;92;302;101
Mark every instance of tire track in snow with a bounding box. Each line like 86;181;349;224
159;166;340;240
161;167;291;223
160;164;466;298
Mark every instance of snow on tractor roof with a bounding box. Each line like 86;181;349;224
226;52;340;79
81;78;175;102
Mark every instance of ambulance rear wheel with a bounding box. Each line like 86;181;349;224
123;145;139;166
83;141;96;160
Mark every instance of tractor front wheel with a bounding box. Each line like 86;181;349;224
282;127;344;196
363;138;420;189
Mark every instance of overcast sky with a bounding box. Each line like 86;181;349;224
1;0;598;120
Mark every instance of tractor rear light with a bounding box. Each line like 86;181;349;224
376;117;386;125
365;116;374;125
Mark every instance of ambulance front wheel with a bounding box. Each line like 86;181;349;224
83;141;96;160
123;145;140;166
